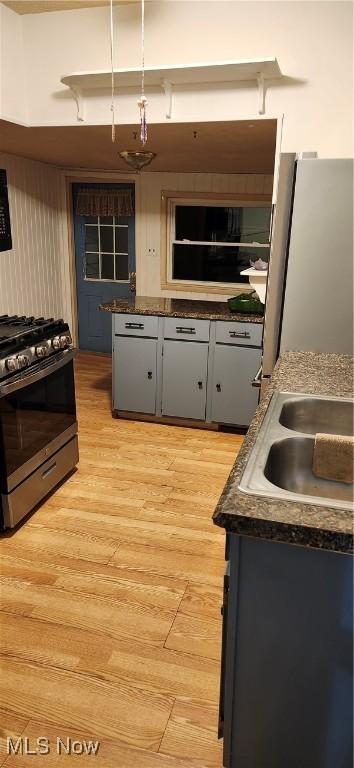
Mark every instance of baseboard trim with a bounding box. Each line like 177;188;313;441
112;410;220;431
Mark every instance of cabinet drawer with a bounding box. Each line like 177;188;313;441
114;313;158;338
3;436;79;529
215;321;262;347
164;317;210;342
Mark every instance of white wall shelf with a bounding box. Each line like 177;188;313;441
240;267;268;303
61;58;282;121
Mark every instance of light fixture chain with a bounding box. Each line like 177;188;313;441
141;0;145;98
110;0;116;143
138;0;148;146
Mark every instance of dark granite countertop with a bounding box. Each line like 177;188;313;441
100;296;264;324
213;351;354;554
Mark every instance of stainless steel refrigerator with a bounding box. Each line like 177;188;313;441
261;154;353;394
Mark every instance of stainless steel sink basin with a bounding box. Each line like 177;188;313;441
279;397;353;436
264;437;353;504
239;392;354;510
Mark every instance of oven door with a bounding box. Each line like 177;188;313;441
0;350;77;493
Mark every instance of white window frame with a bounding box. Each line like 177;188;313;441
84;215;130;283
161;193;272;294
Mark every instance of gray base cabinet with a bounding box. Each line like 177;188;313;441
220;535;353;768
112;313;262;427
113;336;157;414
211;345;261;426
162;340;208;420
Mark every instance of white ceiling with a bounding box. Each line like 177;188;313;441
0;119;277;174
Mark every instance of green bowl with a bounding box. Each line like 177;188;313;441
227;292;264;315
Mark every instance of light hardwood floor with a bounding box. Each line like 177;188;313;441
0;352;243;767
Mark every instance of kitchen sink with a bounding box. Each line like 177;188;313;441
264;437;353;504
279;397;353;436
239;392;354;510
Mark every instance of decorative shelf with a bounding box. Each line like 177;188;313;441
61;57;282;121
240;267;268;304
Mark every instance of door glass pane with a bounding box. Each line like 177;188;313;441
172;244;253;283
115;216;130;226
100;216;113;224
85;225;99;252
115;254;129;280
85;216;98;224
101;253;114;280
115;226;129;253
175;205;271;244
100;226;114;253
85;253;99;279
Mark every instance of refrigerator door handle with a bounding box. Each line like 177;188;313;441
251;366;262;388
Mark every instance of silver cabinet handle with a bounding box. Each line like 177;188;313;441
125;322;144;330
229;330;251;339
251;366;262;388
42;461;57;480
176;326;196;334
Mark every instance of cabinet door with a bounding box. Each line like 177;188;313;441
113;337;157;414
211;345;261;426
162;340;208;420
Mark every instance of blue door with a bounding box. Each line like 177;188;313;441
73;183;135;352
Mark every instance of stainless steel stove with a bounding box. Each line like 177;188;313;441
0;314;78;529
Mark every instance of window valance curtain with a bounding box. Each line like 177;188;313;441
76;188;134;217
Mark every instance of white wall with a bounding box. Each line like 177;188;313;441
137;170;273;299
0;0;351;329
0;4;27;124
1;1;353;158
0;152;66;319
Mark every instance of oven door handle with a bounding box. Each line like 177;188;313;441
0;349;76;397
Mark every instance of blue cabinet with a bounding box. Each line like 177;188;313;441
113;336;157;414
220;535;353;768
162;340;208;420
211;344;261;426
112;314;262;427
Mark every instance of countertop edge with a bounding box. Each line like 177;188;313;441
99;298;264;324
212;351;354;554
213;509;354;554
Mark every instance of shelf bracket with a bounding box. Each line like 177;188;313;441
162;78;173;119
70;86;85;122
257;72;266;115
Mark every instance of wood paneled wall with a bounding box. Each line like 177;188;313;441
0;157;273;329
136;171;273;299
0;152;65;319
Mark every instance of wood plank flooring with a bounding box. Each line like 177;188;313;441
0;352;243;767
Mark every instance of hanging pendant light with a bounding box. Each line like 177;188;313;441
119;151;156;171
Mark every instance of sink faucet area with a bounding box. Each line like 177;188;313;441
239;391;354;510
